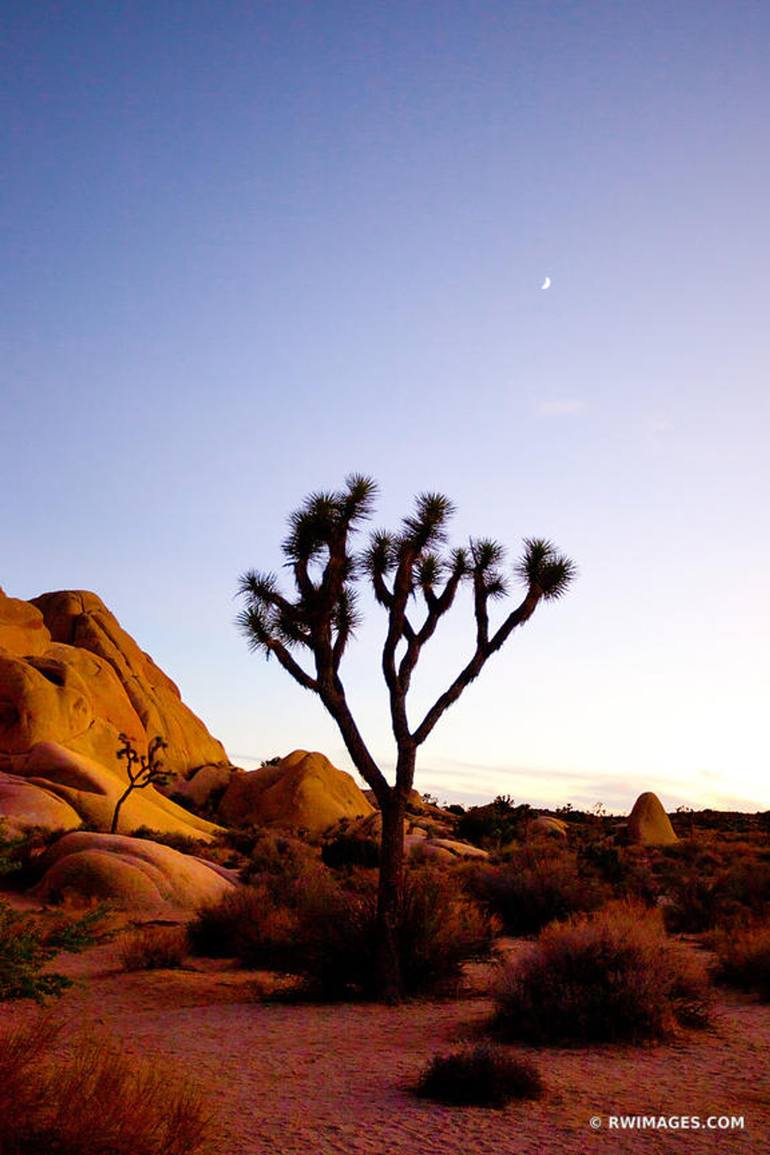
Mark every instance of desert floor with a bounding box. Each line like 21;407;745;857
3;931;769;1155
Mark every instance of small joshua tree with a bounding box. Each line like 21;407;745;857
237;475;575;999
110;734;171;835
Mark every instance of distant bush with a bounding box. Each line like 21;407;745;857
465;850;606;935
456;796;530;849
493;904;712;1044
413;1044;543;1107
322;832;380;869
120;926;188;972
190;864;492;999
236;828;321;882
662;857;770;933
0;902;107;1002
711;923;770;1001
130;827;209;857
0;1017;211;1155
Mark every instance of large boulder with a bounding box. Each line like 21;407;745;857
0;586;231;839
219;749;374;836
0;591;51;657
35;831;236;914
531;815;569;838
30;590;228;776
0;743;216;839
627;792;678;846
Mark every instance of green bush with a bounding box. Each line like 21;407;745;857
0;823;69;888
0;902;107;1002
493;904;713;1044
413;1044;543;1107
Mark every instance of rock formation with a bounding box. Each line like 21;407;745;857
0;586;231;838
627;791;678;845
531;815;569;838
35;831;236;914
218;749;374;836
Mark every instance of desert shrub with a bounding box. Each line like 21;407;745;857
238;828;321;882
399;867;494;994
0;902;106;1002
0;1017;210;1155
456;796;530;849
322;832;380;869
413;1043;543;1107
466;851;606;935
663;858;770;933
129;826;209;856
0;824;70;888
188;883;299;969
493;904;713;1044
711;923;770;1001
190;864;492;999
120;926;188;971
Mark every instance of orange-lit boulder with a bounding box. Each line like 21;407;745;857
35;831;236;914
627;792;678;846
0;586;233;836
0;592;51;657
31;590;228;776
1;742;217;839
219;749;373;836
531;815;569;838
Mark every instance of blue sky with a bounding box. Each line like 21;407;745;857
2;2;768;811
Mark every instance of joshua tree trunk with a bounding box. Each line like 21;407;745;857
376;790;408;1002
237;477;575;1003
110;786;132;834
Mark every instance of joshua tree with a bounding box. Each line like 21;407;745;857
110;733;171;834
237;475;575;999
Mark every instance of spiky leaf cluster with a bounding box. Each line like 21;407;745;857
515;538;577;600
237;475;377;680
237;477;576;757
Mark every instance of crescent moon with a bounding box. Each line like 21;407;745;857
541;276;551;290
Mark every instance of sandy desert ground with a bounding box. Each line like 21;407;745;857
3;930;769;1155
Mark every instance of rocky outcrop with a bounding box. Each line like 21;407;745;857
0;743;216;838
627;792;678;846
531;815;569;838
0;587;231;838
31;590;228;775
35;831;236;914
219;750;374;836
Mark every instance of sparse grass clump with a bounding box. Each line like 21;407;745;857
120;926;188;971
0;1017;211;1155
493;904;713;1045
413;1044;543;1107
711;923;770;1001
